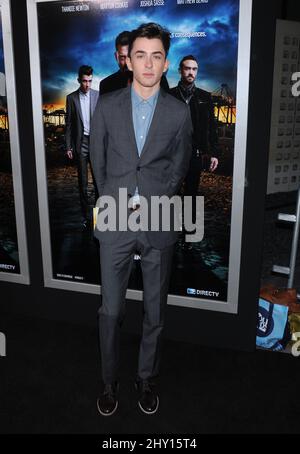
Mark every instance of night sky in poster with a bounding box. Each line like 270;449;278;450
38;0;239;107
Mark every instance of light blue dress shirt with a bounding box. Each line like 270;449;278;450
79;89;91;136
131;87;159;204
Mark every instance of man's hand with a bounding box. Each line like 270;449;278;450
209;157;218;172
66;149;73;160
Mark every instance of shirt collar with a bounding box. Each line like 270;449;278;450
79;89;90;98
131;86;159;109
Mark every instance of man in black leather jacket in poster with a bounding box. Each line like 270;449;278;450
170;55;218;246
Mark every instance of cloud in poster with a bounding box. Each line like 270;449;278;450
38;0;239;106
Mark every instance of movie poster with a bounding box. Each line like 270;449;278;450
30;0;250;310
0;5;20;277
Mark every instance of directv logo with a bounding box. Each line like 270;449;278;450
186;288;220;298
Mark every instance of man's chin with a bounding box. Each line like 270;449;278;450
140;78;160;88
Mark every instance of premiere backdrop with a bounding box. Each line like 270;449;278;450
0;0;29;284
28;0;252;313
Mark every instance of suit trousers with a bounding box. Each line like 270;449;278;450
98;229;174;384
77;135;98;220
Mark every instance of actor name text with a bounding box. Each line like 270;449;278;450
61;4;89;13
140;0;164;7
177;0;208;4
99;1;128;9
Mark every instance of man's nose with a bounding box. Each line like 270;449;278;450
145;56;153;68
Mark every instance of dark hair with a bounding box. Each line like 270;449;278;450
115;31;130;50
128;23;171;57
78;65;93;79
179;55;198;70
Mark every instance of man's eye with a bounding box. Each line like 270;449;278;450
154;55;162;59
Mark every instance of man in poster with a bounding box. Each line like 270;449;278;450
99;31;132;95
170;55;218;247
90;23;193;416
65;65;99;227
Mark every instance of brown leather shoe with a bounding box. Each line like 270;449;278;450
97;383;119;416
135;379;159;415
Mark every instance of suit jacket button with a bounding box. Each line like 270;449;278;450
137;166;140;171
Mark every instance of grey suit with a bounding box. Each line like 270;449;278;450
65;88;99;220
90;86;192;383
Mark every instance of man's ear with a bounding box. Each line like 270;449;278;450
114;51;118;63
163;59;170;73
126;56;132;72
77;77;80;84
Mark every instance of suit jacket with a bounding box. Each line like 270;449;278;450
90;86;193;249
169;85;218;162
100;70;170;95
65;88;99;154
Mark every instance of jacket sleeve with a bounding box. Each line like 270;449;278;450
169;106;193;196
89;100;107;196
65;94;73;151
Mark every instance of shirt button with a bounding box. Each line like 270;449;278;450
140;136;143;139
142;116;145;120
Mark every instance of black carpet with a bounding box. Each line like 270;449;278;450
0;313;299;434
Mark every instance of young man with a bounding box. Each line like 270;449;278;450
65;65;99;227
99;30;169;95
170;56;218;246
90;23;192;416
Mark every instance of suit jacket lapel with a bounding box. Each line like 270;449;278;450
74;89;83;124
120;87;139;159
140;89;167;159
91;89;97;115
